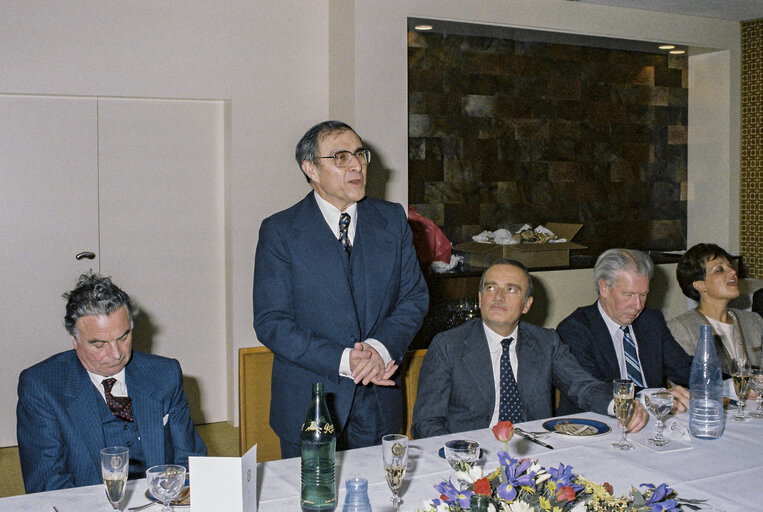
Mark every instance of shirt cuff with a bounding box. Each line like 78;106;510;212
339;348;353;379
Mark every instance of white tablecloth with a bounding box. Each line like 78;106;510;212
3;411;761;512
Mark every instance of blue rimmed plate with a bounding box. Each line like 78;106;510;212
542;417;611;437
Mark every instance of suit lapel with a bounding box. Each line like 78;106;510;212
355;200;395;336
460;321;496;407
291;193;359;319
515;323;541;402
126;355;165;468
64;356;106;471
587;304;622;379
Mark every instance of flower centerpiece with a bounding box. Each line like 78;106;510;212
419;421;706;512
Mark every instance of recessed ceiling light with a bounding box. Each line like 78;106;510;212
670;49;686;55
414;24;433;31
659;45;675;50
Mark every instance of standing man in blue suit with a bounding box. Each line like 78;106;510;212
253;120;429;458
16;273;206;493
556;248;693;416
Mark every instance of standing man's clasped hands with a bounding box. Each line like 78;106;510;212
349;342;398;386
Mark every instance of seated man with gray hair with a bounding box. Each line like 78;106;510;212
556;248;693;416
16;273;206;493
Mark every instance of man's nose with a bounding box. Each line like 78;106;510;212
107;342;121;359
633;295;644;310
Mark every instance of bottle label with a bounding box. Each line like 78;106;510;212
302;420;335;434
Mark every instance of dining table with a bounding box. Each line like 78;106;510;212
2;410;760;512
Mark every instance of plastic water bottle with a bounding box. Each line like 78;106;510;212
689;325;724;439
301;383;337;511
341;477;372;512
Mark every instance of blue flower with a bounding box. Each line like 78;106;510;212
641;483;680;512
496;452;535;501
548;463;583;492
434;480;473;508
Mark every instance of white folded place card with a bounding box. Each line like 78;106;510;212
190;444;257;511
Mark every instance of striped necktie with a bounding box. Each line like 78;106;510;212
499;337;524;423
338;213;351;256
621;326;645;387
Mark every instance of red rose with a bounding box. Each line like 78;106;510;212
491;421;514;442
555;485;576;502
603;482;613;495
473;477;492;496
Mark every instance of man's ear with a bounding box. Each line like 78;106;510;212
301;160;319;183
71;335;78;350
522;296;534;315
598;278;610;297
692;280;705;294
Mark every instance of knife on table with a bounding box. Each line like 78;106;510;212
515;430;554;449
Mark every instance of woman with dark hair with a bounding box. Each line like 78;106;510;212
668;243;763;374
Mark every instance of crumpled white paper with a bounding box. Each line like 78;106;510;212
430;254;463;273
472;224;567;244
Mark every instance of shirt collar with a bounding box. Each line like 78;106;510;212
597;299;627;337
87;367;127;391
313;192;358;240
482;322;519;352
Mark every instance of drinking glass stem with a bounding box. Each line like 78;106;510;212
655;419;664;441
620;425;628;444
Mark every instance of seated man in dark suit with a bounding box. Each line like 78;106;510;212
17;273;206;493
556;248;693;417
411;259;646;439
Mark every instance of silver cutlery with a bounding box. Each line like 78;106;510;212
515;429;554;449
128;502;157;511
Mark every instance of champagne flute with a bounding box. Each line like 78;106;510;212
146;465;186;512
612;379;635;451
644;390;674;446
382;434;408;512
100;446;129;511
748;368;763;419
731;358;751;422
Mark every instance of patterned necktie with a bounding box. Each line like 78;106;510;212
621;326;645;387
338;212;351;256
499;337;524;423
102;378;134;422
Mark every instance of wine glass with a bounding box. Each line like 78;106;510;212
443;439;480;489
146;465;186;512
644;389;674;446
100;446;129;511
748;368;763;419
612;379;635;451
382;434;408;512
731;358;751;422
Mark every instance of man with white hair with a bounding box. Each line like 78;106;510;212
556;248;692;416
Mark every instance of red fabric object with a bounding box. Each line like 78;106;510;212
407;206;451;265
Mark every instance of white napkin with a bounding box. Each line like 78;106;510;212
431;254;463;273
664;419;691;442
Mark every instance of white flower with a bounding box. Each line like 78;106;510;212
529;461;551;484
508;500;534;512
487;504;497;512
454;465;483;484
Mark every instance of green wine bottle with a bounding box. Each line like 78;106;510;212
300;382;337;512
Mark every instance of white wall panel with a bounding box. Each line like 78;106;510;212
0;96;99;446
97;98;227;424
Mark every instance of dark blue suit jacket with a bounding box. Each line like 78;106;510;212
411;319;613;439
253;193;428;445
556;303;692;415
16;350;206;493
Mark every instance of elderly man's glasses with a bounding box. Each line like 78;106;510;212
318;149;371;168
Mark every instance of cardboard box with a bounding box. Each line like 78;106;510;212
453;223;586;269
